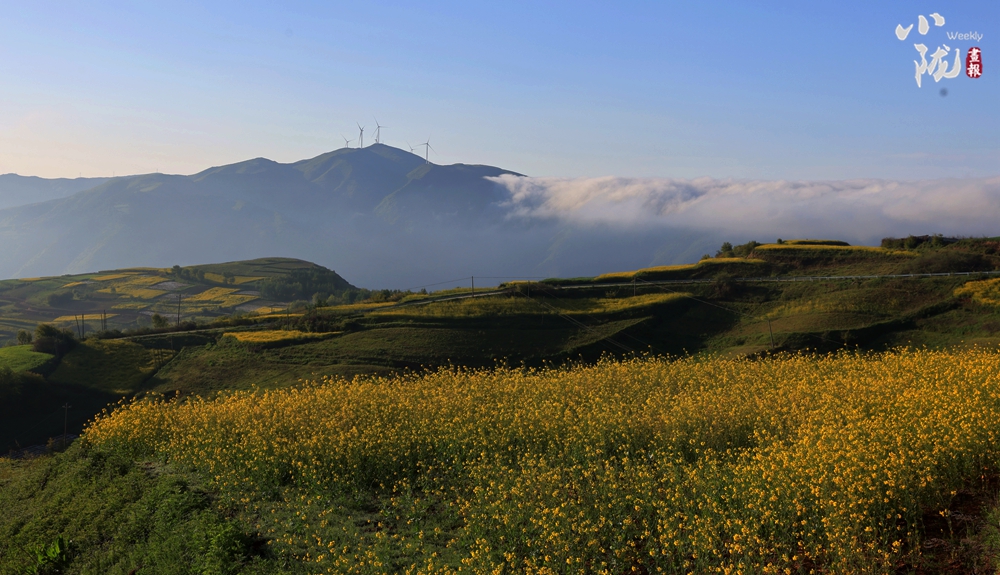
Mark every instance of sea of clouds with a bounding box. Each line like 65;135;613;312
489;175;1000;244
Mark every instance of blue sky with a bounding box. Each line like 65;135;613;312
0;1;995;179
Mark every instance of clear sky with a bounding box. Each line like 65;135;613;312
0;1;995;180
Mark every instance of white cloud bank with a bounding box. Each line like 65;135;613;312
489;175;1000;242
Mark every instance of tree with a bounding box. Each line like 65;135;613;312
715;240;760;258
33;324;76;356
151;313;169;329
16;329;32;345
46;291;74;307
733;241;761;257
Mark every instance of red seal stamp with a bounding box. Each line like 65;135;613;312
967;47;982;78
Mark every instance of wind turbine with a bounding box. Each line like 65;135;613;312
406;142;416;153
372;117;385;144
416;139;434;163
341;134;354;149
357;123;365;148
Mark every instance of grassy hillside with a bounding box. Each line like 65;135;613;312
5;237;1000;572
0;257;352;344
0;346;53;373
7;237;1000;448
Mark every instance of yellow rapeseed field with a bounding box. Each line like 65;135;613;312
595;258;765;281
753;244;917;257
54;313;118;322
203;272;265;285
111;302;150;310
224;330;338;344
955;278;1000;306
85;349;1000;574
95;275;169;299
187;287;240;302
374;293;686;318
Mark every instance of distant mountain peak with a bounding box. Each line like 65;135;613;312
0;145;529;284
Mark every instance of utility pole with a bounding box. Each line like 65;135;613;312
176;293;181;327
767;318;775;350
633;278;636;297
471;276;474;296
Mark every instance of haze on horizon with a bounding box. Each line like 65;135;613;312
1;1;996;183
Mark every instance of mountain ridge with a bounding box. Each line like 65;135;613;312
0;145;725;288
0;174;112;210
0;145;535;285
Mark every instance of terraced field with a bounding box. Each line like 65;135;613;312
0;258;333;342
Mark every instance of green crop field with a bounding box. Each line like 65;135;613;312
0;345;53;373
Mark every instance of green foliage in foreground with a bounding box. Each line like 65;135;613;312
0;346;53;373
0;444;299;575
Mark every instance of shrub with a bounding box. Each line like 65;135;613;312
881;234;958;250
715;240;760;258
46;291;74;307
900;249;993;274
32;324;76;356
